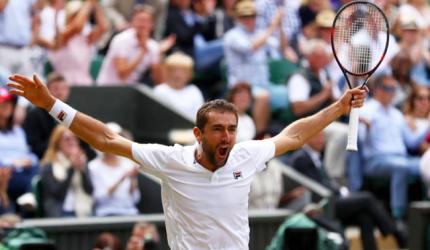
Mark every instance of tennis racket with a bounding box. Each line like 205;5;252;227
331;1;389;151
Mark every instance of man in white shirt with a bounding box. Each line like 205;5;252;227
7;74;366;250
96;4;162;85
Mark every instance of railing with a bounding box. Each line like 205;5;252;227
18;210;292;250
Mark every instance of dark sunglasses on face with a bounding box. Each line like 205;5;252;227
380;85;396;93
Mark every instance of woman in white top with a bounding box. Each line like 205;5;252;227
88;122;140;216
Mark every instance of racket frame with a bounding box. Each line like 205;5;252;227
330;0;390;151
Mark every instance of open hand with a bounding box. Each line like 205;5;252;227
159;34;176;54
8;74;56;111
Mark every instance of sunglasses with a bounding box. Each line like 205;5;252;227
380;85;396;93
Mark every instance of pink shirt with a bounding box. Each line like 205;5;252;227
48;33;93;86
97;29;160;85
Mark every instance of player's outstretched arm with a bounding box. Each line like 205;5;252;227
8;74;133;160
270;87;366;157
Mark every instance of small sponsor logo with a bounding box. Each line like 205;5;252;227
57;111;67;122
233;170;242;179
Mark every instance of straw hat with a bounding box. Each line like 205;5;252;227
316;9;335;28
235;1;257;17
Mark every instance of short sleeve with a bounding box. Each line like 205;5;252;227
109;35;129;58
132;142;173;177
239;139;276;172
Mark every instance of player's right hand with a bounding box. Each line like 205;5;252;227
7;74;56;111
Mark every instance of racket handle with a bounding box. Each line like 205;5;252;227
346;107;359;151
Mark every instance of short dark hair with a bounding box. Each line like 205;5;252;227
46;72;66;86
196;99;238;131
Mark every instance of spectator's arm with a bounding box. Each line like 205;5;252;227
251;9;282;51
290;83;333;117
0;0;8;12
41;165;74;200
87;2;108;44
130;178;140;202
150;63;163;85
402;120;430;149
80;166;93;195
100;0;128;30
107;174;126;196
0;168;11;209
59;1;94;44
113;50;147;81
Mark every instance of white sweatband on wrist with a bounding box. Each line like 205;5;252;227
49;99;77;128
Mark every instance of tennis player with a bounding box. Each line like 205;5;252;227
8;74;366;250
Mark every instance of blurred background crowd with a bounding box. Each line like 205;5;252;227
1;0;430;249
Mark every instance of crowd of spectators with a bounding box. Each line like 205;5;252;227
2;0;430;248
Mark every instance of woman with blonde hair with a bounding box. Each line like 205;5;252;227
40;125;93;217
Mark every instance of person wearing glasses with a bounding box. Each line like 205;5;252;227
358;74;429;221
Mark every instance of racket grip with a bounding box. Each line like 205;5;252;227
346;107;359;151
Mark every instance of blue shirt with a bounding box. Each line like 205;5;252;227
0;126;38;168
224;25;270;88
0;0;34;46
256;0;301;41
359;98;428;159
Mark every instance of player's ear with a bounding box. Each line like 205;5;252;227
193;127;202;143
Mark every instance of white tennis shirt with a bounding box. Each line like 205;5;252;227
132;139;276;250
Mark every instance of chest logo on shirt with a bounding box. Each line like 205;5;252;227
233;170;242;179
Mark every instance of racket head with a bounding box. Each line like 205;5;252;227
331;1;389;79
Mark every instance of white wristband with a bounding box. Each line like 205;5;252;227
49;99;77;128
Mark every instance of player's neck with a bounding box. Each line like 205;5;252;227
194;149;218;172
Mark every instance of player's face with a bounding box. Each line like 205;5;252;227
199;111;237;168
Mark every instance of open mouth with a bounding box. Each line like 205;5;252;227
217;145;229;159
219;147;228;156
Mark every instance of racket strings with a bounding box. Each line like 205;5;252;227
333;3;388;75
